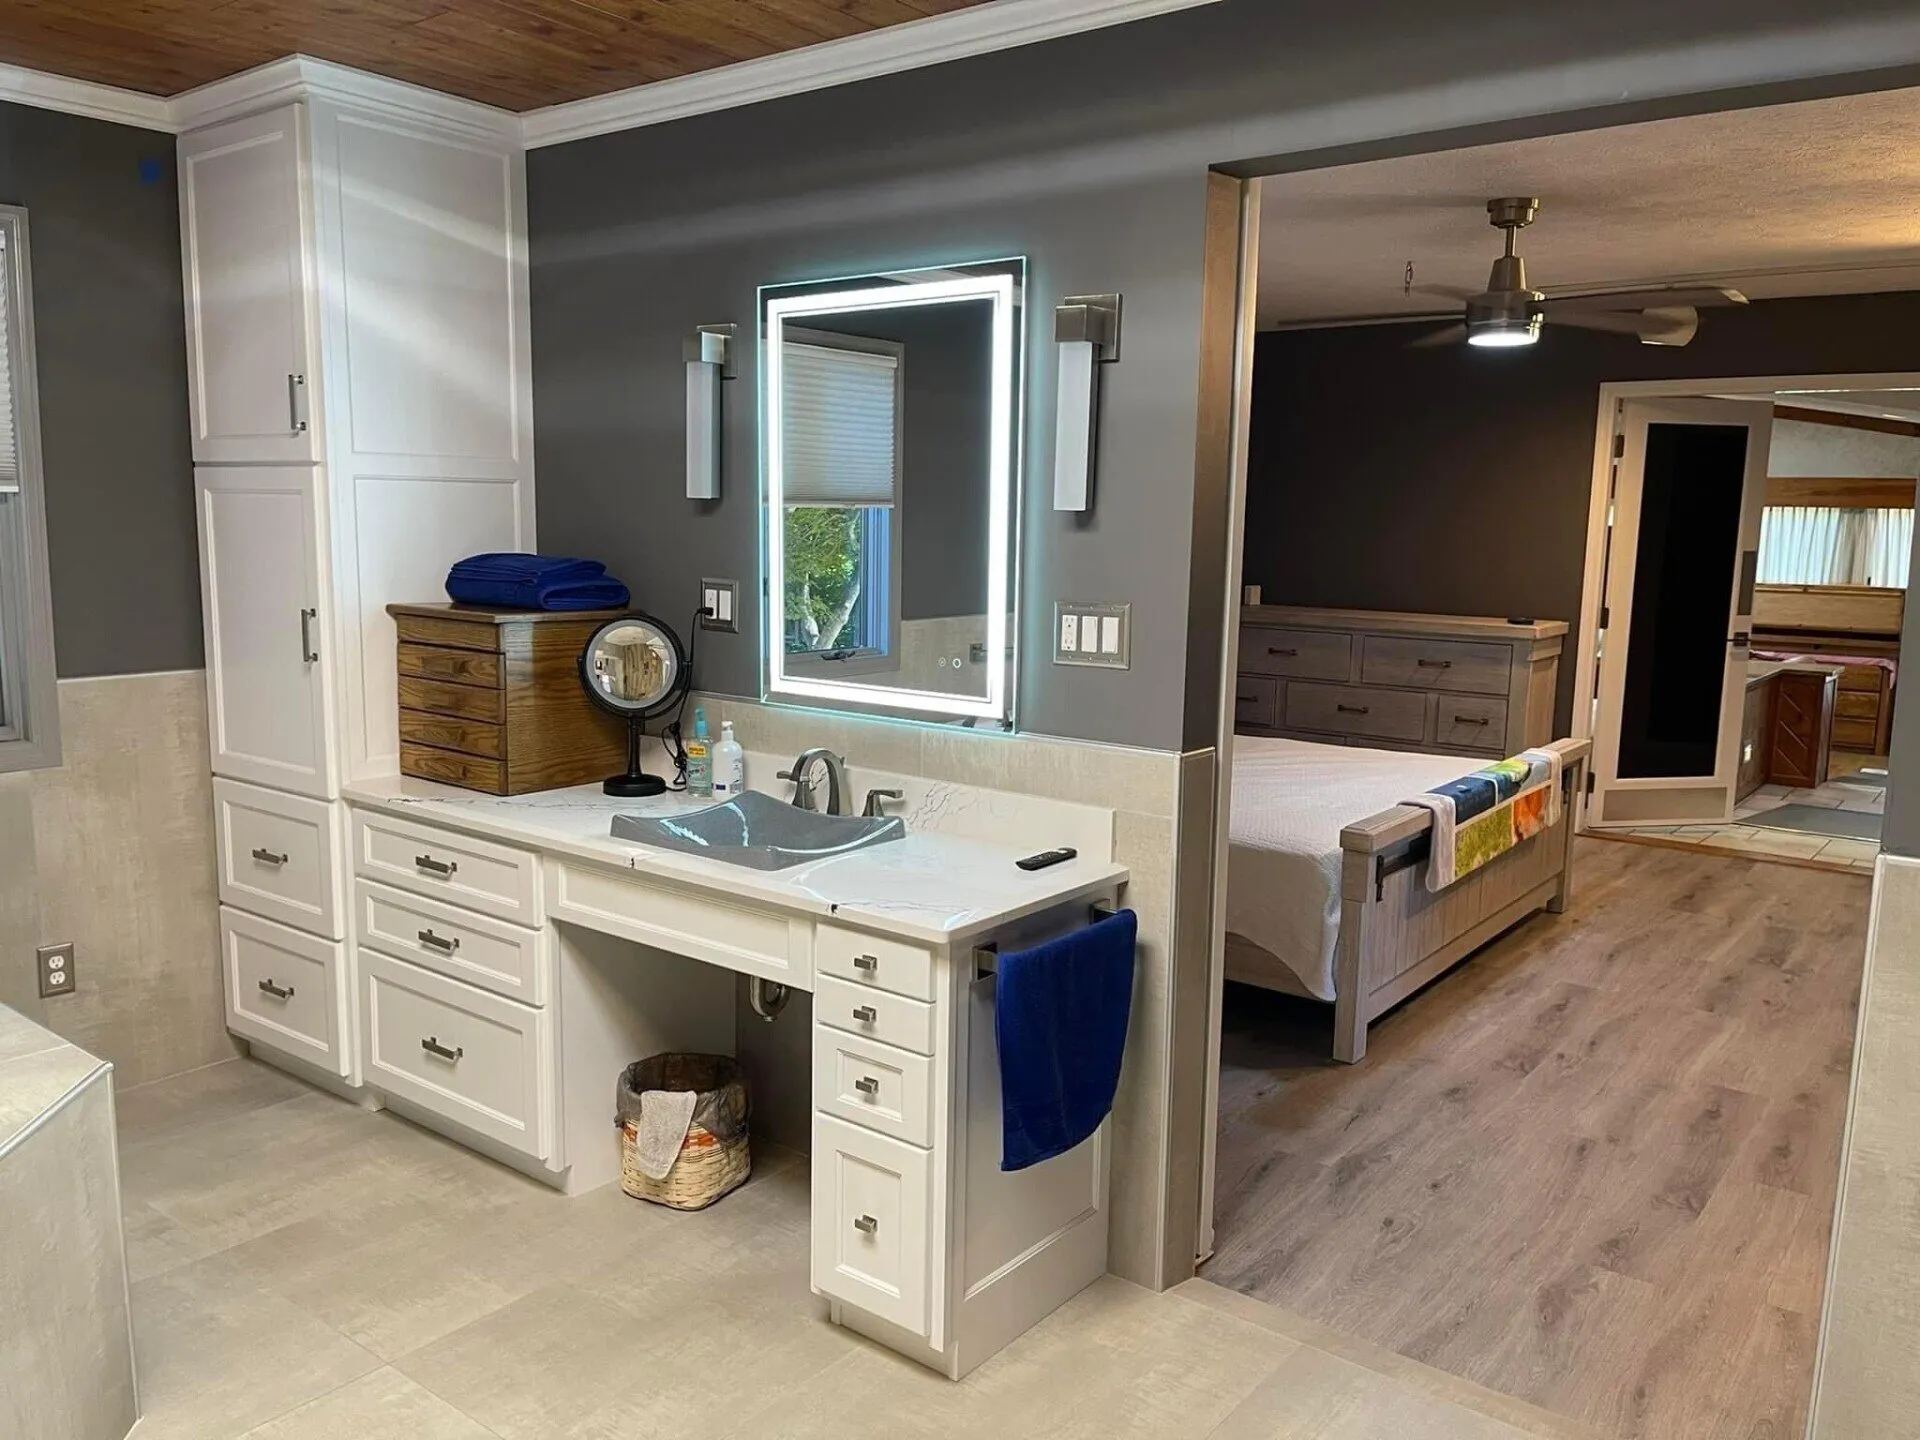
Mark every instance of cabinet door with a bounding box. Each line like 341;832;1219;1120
197;465;336;797
179;104;319;463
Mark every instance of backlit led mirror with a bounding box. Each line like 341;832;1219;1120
761;258;1023;724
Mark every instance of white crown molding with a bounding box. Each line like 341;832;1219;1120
518;0;1227;148
0;62;174;132
169;54;519;141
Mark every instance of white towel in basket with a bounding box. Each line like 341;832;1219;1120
634;1089;697;1180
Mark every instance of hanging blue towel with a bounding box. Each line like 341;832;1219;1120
445;553;631;612
994;908;1137;1172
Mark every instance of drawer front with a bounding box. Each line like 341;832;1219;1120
214;779;343;939
1361;635;1511;695
359;949;550;1160
815;974;936;1056
813;1028;934;1147
1835;690;1881;721
1831;716;1880;750
1284;682;1427;744
1233;674;1279;731
221;907;347;1077
550;862;809;989
1433;695;1510;753
811;1113;930;1336
400;710;505;759
816;924;935;1002
397;674;505;724
398;642;502;688
394;612;502;654
400;741;508;794
1241;627;1351;681
352;810;542;925
354;879;545;1005
1838;664;1884;694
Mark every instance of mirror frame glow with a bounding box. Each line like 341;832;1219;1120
762;266;1021;723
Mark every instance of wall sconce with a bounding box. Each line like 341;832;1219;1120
685;323;735;500
1051;293;1121;512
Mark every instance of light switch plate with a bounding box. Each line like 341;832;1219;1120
37;942;74;999
1052;602;1130;669
698;578;739;633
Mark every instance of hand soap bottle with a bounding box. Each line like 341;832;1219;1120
712;721;746;798
685;708;713;798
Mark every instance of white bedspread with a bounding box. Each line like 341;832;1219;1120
1227;736;1478;1001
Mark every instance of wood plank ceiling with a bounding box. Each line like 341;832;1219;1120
0;0;996;111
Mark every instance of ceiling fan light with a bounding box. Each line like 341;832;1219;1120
1466;316;1541;348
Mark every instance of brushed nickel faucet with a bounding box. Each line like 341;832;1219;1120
777;748;849;816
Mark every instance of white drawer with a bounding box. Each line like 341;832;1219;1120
548;860;810;989
221;906;348;1079
816;923;935;1002
813;1027;933;1148
815;973;935;1056
358;949;551;1162
215;780;343;939
354;879;546;1006
352;809;541;926
811;1113;930;1337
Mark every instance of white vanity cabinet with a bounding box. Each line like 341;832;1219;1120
177;72;534;1091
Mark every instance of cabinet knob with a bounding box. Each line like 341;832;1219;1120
853;1214;878;1234
852;1005;878;1024
854;1075;880;1097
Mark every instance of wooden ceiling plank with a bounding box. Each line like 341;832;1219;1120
1774;403;1920;439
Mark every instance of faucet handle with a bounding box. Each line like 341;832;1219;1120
777;767;818;811
862;788;905;819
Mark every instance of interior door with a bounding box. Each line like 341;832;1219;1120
179;103;319;464
1589;398;1771;828
197;465;336;798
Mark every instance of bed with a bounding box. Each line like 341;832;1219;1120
1226;734;1590;1062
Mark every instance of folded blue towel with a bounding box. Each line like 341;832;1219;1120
445;553;631;612
994;909;1137;1172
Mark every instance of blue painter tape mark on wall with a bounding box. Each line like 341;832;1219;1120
139;158;165;185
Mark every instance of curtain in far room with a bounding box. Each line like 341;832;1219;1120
1757;505;1915;588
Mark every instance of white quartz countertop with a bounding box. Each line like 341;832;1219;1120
343;775;1129;946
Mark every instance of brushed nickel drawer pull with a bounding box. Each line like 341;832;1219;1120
852;954;878;972
854;1075;880;1096
257;978;295;1000
414;854;458;877
853;1213;878;1234
852;1005;878;1023
417;928;460;953
250;847;289;867
299;607;319;664
421;1036;463;1062
1268;646;1298;657
1336;704;1369;715
1416;658;1453;669
1453;715;1490;726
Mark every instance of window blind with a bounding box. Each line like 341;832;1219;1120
0;231;16;494
1757;505;1913;588
781;340;898;507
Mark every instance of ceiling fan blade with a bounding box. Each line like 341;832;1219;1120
1406;322;1468;349
1540;286;1746;313
1547;305;1700;346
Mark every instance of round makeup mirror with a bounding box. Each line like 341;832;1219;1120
578;613;690;796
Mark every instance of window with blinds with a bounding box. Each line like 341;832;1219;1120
780;340;900;508
0;206;60;770
1757;505;1914;589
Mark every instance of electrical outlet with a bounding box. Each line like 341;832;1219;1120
698;577;739;633
36;942;75;999
1052;602;1130;669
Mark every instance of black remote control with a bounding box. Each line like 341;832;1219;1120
1016;847;1078;871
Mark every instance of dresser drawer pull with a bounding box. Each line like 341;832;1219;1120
417;928;460;954
1417;658;1454;669
1336;704;1370;715
1268;646;1298;657
421;1035;463;1062
250;847;289;867
852;1005;878;1024
852;954;878;972
853;1213;879;1235
1452;715;1491;726
414;854;458;878
854;1075;881;1096
257;978;295;1000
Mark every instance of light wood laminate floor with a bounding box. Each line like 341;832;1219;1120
1206;838;1870;1440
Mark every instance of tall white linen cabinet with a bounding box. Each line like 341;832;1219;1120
177;69;535;1091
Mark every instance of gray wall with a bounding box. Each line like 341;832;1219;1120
0;103;197;679
1244;292;1920;735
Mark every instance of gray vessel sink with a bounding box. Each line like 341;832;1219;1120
611;789;905;871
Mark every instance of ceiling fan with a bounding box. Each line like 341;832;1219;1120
1410;197;1748;349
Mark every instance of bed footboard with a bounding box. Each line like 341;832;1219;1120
1330;738;1590;1062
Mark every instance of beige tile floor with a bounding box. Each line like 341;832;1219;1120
1615;771;1884;872
116;1058;1603;1440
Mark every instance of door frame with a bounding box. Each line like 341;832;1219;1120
1571;370;1920;826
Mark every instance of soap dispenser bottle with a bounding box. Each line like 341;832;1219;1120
712;721;746;799
686;708;713;798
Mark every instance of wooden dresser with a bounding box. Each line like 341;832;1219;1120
388;604;630;794
1235;606;1566;759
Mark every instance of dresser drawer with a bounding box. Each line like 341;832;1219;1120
1831;716;1880;750
358;949;550;1161
1361;635;1511;695
1835;690;1881;721
816;973;936;1056
214;779;343;939
399;742;509;794
400;710;504;759
814;1028;934;1148
1233;674;1278;731
354;879;546;1005
1837;664;1884;694
1285;682;1427;744
397;642;501;688
1433;695;1510;753
1241;626;1351;681
811;1113;931;1337
549;862;809;989
397;674;505;724
221;907;347;1078
352;810;542;925
816;924;935;1002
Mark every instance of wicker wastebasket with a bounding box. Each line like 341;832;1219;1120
615;1053;751;1210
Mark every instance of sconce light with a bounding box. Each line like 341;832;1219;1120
1052;293;1121;512
685;323;735;500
